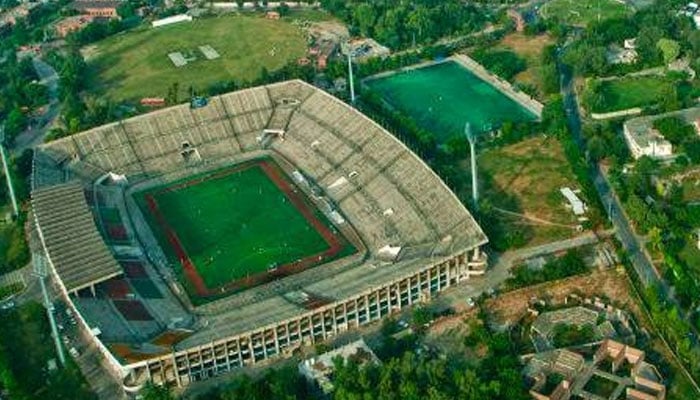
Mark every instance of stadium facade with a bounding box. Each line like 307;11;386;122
30;80;488;393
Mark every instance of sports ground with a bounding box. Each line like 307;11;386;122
365;60;537;142
85;14;307;101
135;159;353;300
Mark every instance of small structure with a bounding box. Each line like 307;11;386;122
265;11;280;20
345;38;391;62
140;98;166;107
560;187;586;216
55;15;94;38
71;1;121;19
607;39;638;65
524;339;666;400
622;106;700;159
198;45;220;60
151;14;192;28
299;339;380;396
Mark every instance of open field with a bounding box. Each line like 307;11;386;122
136;160;350;299
499;33;555;96
86;15;307;101
365;60;537;142
480;136;584;247
587;75;675;113
540;0;633;26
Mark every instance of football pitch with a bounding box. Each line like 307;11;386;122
135;159;350;300
365;61;537;142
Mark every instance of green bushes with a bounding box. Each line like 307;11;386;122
506;249;589;289
471;49;527;81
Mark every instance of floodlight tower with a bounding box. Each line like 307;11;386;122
465;123;478;210
0;125;19;217
34;253;66;366
346;43;356;104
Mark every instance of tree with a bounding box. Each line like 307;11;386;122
4;107;27;144
657;38;680;64
141;383;174;400
407;6;430;44
353;3;376;37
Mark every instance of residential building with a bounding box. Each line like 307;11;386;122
55;15;94;38
299;339;380;396
71;1;121;19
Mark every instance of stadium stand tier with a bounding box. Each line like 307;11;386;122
32;181;122;292
31;80;488;393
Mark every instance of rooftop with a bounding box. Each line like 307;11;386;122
32;181;122;292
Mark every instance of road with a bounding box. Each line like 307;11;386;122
435;231;607;310
558;66;661;287
11;58;61;154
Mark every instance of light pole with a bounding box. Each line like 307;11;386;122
0;125;19;217
34;253;66;366
465;123;478;211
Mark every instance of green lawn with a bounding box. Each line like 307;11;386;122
86;14;307;101
541;0;633;26
136;161;334;291
479;136;584;248
589;75;675;113
583;374;619;398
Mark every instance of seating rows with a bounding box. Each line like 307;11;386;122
35;80;481;256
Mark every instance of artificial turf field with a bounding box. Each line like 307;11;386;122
365;61;537;142
135;160;349;300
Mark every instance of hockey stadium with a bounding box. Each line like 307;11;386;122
30;80;488;392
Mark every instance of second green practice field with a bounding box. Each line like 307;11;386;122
137;163;333;290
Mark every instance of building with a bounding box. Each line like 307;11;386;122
559;187;586;216
55;15;94;38
299;339;379;396
31;80;488;394
623;120;674;160
71;1;121;19
623;106;700;159
524;339;666;400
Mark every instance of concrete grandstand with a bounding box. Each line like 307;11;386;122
30;80;488;393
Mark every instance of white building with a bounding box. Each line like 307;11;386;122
299;339;380;395
622;119;674;160
560;187;586;216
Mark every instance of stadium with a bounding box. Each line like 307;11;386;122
30;80;488;392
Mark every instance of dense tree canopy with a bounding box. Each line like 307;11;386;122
320;0;489;49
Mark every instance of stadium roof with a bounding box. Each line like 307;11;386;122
32;181;122;292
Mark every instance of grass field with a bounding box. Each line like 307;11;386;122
480;136;584;247
136;160;349;299
86;14;307;101
498;33;555;98
365;60;537;142
540;0;633;26
588;75;675;113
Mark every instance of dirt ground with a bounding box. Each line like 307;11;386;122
484;268;639;327
498;33;555;97
501;33;554;60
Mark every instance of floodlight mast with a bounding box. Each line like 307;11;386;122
465;123;478;210
34;254;66;366
0;126;19;217
346;43;356;104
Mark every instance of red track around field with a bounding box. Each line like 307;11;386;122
144;160;346;298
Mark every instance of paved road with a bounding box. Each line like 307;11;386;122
558;66;660;287
11;58;60;154
435;232;606;309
